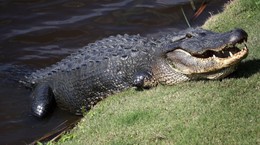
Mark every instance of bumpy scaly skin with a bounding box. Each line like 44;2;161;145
26;34;172;116
24;28;248;118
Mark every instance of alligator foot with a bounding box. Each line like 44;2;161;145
132;71;157;90
31;83;56;118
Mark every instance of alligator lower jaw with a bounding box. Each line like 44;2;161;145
166;43;248;76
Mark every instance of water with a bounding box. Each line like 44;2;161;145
0;0;228;144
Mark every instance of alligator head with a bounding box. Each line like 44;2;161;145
165;28;248;80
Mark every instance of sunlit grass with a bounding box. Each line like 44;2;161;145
52;0;260;144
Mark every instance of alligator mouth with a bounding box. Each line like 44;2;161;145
166;41;249;76
192;43;248;59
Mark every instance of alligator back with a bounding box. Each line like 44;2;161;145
26;34;158;114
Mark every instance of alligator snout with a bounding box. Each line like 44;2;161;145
229;28;248;44
165;28;249;79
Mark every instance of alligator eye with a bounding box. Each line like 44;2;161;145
186;33;193;38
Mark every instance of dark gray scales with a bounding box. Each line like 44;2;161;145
26;34;160;117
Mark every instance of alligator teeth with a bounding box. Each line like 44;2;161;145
229;51;233;57
213;55;216;58
244;43;248;48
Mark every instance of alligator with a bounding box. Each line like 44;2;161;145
23;28;248;118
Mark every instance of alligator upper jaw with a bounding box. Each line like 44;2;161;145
166;42;248;78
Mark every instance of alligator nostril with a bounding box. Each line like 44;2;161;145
235;28;248;38
230;28;248;44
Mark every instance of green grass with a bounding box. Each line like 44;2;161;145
52;0;260;144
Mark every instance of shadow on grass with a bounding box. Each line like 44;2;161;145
228;59;260;79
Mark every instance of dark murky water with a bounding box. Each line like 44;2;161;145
0;0;228;144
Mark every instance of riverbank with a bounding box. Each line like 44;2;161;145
53;0;260;144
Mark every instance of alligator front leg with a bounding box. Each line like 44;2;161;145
132;71;157;90
31;83;56;118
